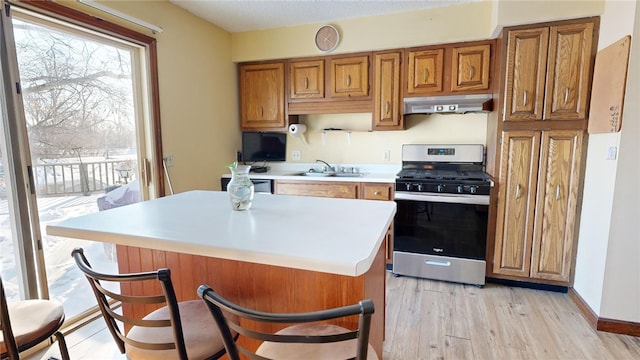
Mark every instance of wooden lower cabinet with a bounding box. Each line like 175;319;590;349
275;180;395;264
493;130;583;284
274;180;359;199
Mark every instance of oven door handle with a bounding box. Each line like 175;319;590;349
394;192;490;205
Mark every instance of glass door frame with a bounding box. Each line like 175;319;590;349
1;0;165;306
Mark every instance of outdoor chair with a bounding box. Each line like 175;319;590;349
72;247;228;360
197;284;378;360
0;274;70;360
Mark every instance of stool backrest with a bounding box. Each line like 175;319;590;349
72;247;188;359
198;284;375;360
0;274;20;359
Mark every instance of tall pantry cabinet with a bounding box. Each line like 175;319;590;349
489;17;599;286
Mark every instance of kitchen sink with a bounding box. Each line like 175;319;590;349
291;171;363;178
294;171;334;177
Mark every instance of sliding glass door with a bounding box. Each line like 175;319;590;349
0;1;160;323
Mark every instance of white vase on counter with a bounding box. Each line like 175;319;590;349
227;164;254;211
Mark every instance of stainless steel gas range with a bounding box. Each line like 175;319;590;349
393;144;493;286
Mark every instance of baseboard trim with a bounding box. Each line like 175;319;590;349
568;288;640;337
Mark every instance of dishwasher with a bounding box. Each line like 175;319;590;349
220;177;273;194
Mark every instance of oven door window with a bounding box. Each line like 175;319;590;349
394;200;488;260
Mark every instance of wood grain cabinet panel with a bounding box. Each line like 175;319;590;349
239;62;286;131
493;131;540;277
493;130;583;284
274;181;359;199
289;59;324;100
544;22;595;120
329;55;369;98
504;28;549;121
361;183;393;201
406;48;444;94
373;51;403;130
503;19;596;122
451;44;491;92
531;130;583;282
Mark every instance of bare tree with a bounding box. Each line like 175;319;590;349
13;19;135;159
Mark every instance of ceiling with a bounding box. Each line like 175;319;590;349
169;0;478;33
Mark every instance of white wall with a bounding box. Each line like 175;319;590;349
599;0;640;322
573;0;639;322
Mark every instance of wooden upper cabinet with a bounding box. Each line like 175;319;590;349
504;28;549;121
329;55;369;98
531;130;583;282
451;44;491;92
373;51;403;130
493;131;540;278
407;48;444;94
544;22;595;120
239;62;286;131
503;18;596;122
290;59;324;100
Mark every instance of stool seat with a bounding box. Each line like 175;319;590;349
1;276;70;360
257;323;379;360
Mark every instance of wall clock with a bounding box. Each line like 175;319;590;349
315;25;340;53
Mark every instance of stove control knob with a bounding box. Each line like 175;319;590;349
417;184;424;192
457;185;464;193
405;183;412;191
437;184;444;192
469;186;477;194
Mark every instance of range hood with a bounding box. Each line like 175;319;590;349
403;94;493;115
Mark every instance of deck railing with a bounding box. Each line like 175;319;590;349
34;159;134;196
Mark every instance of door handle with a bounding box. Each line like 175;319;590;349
346;74;351;87
564;87;569;104
385;101;390;115
523;90;528;106
423;68;429;83
304;77;309;89
425;259;451;267
515;184;521;199
555;185;560;200
469;66;475;80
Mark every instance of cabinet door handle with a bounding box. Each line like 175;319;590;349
304;77;309;89
423;68;429;83
469;66;475;80
260;106;264;117
515;184;521;199
564;87;569;104
346;74;351;87
555;185;560;200
374;191;381;196
523;90;528;106
385;101;390;115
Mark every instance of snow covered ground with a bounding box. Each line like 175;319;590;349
0;194;119;319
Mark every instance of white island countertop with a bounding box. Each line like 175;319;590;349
46;190;396;277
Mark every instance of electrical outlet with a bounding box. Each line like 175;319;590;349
164;154;173;167
292;150;301;160
606;146;617;160
383;149;391;162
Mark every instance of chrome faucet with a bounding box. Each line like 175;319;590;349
316;159;335;172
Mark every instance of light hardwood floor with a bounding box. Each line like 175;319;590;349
30;271;640;360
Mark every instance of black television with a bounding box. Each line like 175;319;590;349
241;132;286;163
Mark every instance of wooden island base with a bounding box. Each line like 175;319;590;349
115;243;386;357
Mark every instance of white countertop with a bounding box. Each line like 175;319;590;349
46;190;397;277
221;162;400;183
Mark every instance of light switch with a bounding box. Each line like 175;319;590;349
606;146;617;160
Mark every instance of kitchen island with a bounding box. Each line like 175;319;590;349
46;190;396;356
